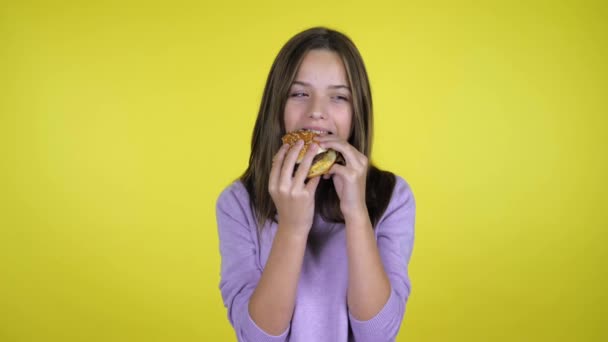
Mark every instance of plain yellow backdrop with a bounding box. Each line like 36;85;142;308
1;0;606;341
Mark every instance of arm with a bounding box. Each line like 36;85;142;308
217;187;292;341
248;226;307;335
316;135;415;341
249;141;321;334
345;210;391;320
217;141;321;340
347;178;416;341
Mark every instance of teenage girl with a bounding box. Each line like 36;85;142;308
216;27;416;342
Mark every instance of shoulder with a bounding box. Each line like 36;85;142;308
376;173;416;227
367;167;412;200
366;166;414;227
216;180;255;225
217;180;249;206
391;175;415;205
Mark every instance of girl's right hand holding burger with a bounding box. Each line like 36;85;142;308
268;140;321;239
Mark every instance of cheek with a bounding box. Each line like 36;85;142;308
283;102;300;132
334;107;353;140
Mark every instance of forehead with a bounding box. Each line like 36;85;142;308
294;49;348;83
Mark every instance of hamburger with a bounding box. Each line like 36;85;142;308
281;129;344;179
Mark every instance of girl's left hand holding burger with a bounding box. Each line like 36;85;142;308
315;135;369;220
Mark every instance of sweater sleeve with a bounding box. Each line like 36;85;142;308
216;183;290;342
348;176;416;342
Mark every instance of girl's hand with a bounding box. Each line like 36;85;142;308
315;135;368;219
268;140;321;238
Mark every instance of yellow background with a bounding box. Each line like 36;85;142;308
1;1;606;341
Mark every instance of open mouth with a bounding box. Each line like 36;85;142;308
282;129;344;178
299;128;333;135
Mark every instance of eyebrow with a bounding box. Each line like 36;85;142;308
292;80;351;91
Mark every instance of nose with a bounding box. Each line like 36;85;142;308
309;95;326;119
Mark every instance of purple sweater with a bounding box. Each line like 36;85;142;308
216;175;416;342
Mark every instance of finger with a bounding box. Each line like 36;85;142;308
305;175;321;193
326;163;348;177
280;139;304;183
293;143;319;186
318;140;363;168
269;144;290;191
326;163;363;184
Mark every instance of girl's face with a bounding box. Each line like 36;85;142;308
284;49;352;141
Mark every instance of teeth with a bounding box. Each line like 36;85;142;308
307;129;330;135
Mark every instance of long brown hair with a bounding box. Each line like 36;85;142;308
241;27;395;229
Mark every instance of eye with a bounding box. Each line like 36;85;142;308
290;92;308;98
333;95;350;101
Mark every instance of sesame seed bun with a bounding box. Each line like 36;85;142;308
281;129;339;178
